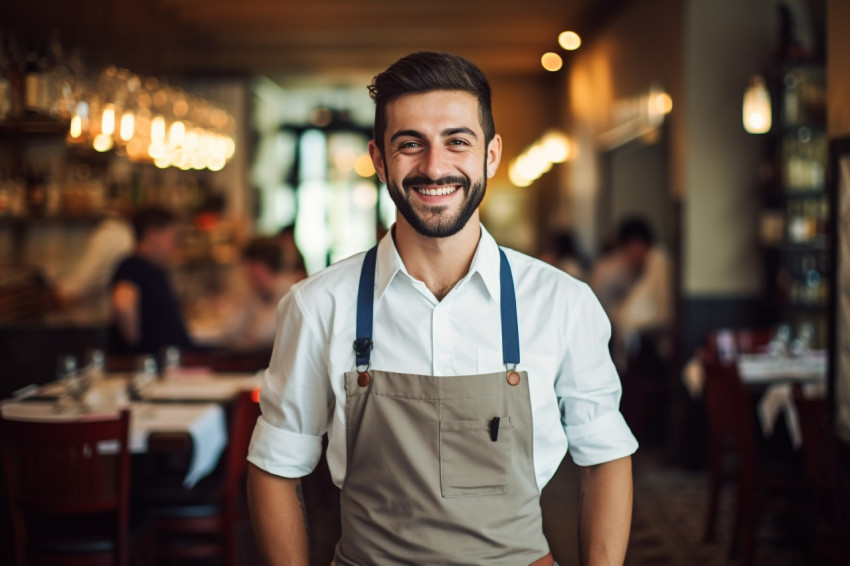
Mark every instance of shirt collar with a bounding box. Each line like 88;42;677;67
374;224;501;302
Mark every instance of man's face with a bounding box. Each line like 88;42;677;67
147;224;179;265
623;240;650;275
369;90;501;238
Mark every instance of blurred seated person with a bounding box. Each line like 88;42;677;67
590;217;672;372
109;206;195;356
539;229;588;281
54;207;134;308
218;237;304;351
275;224;308;278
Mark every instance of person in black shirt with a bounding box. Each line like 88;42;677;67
109;206;194;355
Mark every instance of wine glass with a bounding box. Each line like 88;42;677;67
129;355;157;416
55;355;90;413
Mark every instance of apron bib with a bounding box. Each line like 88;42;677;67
333;247;551;566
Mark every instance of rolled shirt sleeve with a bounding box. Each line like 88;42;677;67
557;283;638;467
247;286;330;478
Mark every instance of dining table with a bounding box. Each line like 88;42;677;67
1;369;263;487
736;350;827;449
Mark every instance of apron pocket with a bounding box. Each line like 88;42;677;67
439;417;512;497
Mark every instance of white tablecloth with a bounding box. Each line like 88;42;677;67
736;351;827;384
1;401;227;488
681;351;827;449
36;372;262;403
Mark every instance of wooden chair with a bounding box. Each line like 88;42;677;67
792;384;850;565
700;328;805;565
141;390;260;565
0;410;143;566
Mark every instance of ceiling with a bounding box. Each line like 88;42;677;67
3;0;627;78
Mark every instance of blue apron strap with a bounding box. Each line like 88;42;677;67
499;247;521;368
354;245;520;369
353;246;378;369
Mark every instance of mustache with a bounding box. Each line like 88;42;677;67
402;175;469;190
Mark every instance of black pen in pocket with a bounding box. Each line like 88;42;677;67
490;417;501;442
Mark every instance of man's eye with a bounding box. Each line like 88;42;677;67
448;139;470;146
399;141;421;149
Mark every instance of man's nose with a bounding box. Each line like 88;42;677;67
419;146;450;182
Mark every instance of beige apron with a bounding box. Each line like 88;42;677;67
332;246;552;565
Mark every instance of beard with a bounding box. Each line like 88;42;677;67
386;167;487;238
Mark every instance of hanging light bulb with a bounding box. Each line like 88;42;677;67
743;75;772;134
100;104;116;136
119;111;135;141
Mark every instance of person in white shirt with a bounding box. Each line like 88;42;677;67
55;211;134;306
590;218;673;371
247;52;637;566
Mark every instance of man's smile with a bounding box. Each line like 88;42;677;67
411;185;461;197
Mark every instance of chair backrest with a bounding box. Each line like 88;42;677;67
0;410;131;563
792;383;832;499
701;330;762;476
703;327;771;366
222;390;261;500
701;357;757;457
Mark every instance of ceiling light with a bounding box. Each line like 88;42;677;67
541;52;563;72
743;75;771;134
558;31;582;51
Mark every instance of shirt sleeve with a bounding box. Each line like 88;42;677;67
247;288;329;478
62;220;133;298
556;283;638;466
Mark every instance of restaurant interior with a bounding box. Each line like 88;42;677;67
1;0;850;564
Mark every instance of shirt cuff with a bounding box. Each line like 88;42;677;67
247;416;323;478
565;412;639;467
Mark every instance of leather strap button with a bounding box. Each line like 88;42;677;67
357;371;371;387
506;371;521;386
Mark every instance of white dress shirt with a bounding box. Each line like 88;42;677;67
57;215;134;300
248;226;637;491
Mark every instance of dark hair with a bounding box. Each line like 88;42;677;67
368;52;495;154
132;206;177;242
243;237;283;273
617;217;655;247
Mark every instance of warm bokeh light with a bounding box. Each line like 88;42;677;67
354;153;376;177
508;129;572;187
100;104;116;136
558;31;582;50
119;111;135;141
151;116;166;142
93;133;114;152
541;52;563;72
62;66;237;171
653;92;674;115
743;75;772;134
69;115;83;139
169;120;186;145
541;130;571;163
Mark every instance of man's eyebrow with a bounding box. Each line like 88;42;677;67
390;129;424;143
443;127;477;139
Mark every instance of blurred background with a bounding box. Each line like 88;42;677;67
1;0;849;563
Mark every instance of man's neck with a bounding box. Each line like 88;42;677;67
393;215;481;301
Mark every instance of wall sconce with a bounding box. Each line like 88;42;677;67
743;75;772;134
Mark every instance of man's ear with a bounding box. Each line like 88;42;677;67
368;140;387;183
486;134;502;179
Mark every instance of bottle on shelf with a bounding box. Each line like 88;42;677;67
23;45;42;115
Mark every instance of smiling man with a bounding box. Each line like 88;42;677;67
247;52;637;566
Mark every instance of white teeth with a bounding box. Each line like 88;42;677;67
415;186;458;196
